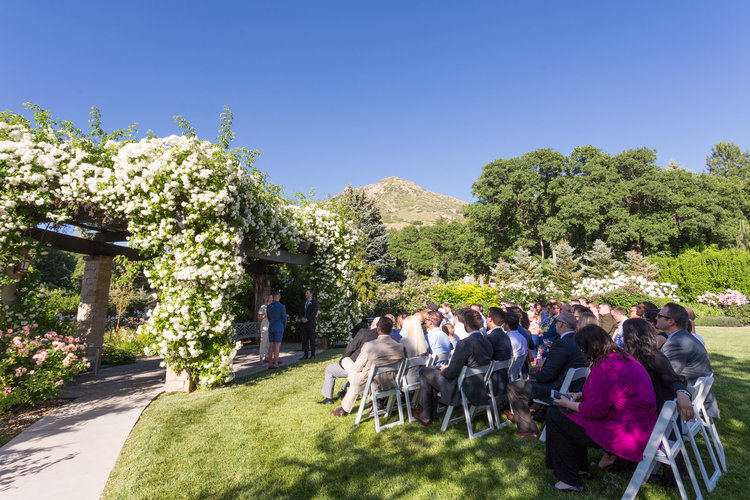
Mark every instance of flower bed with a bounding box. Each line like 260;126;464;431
1;324;88;410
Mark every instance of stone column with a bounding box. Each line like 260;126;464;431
76;255;114;347
1;266;21;307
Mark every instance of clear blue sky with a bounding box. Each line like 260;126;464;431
4;2;749;202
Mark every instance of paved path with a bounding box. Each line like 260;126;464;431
0;342;315;500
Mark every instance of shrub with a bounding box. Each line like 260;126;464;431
679;302;726;319
369;278;434;317
695;316;745;327
101;329;154;366
697;289;748;308
586;287;658;309
725;304;750;326
653;248;750;302
430;283;501;310
0;325;88;410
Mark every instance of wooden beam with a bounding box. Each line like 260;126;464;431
248;249;311;266
27;228;145;260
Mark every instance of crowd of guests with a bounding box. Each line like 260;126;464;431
317;298;719;493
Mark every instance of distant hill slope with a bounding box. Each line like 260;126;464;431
351;177;468;230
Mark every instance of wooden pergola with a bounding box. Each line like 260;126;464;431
2;220;311;358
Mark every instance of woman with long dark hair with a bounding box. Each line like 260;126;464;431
545;325;657;492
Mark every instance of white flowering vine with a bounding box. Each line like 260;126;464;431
1;106;362;388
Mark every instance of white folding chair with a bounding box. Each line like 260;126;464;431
354;360;405;432
683;376;722;492
621;400;702;500
440;362;495;439
398;356;427;422
487;358;512;429
691;376;726;473
428;351;451;367
538;366;590;442
508;355;524;382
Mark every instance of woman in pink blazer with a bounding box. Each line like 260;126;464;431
545;325;657;493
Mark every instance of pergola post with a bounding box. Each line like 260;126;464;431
1;266;22;307
253;263;273;319
76;255;114;348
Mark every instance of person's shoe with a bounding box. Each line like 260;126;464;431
414;413;432;426
301;355;309;360
549;482;584;493
331;407;348;417
511;430;541;439
503;410;516;423
317;398;334;405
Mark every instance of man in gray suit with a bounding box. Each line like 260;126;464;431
657;302;719;418
331;317;405;416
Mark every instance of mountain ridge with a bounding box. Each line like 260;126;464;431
348;176;468;230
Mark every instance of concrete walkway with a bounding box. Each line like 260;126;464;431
0;342;314;500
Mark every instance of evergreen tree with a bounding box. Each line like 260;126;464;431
547;242;583;294
491;257;514;283
623;250;659;280
706;141;750;179
582;239;622;278
511;247;542;281
736;219;750;251
336;186;395;281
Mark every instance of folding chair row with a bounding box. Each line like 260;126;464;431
621;399;703;500
440;361;496;439
683;376;723;494
399;355;428;422
354;360;405;433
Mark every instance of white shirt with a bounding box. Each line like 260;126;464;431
454;321;469;340
507;329;528;359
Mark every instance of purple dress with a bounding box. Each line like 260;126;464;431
566;353;657;462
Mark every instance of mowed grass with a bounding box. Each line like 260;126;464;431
103;328;750;499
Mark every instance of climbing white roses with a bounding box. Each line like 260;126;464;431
0;106;362;388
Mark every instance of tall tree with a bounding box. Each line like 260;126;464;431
511;247;543;282
582;239;622;278
623;250;659;280
547;242;583;295
335;186;395;281
467;148;566;259
706;141;750;179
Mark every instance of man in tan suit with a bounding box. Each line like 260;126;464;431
332;317;405;416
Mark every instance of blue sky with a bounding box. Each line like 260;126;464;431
4;2;749;202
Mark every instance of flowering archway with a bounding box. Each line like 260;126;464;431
1;105;362;388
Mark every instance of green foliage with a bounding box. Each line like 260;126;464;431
679;301;726;319
694;316;745;327
587;287;655;309
546;242;582;295
101;329;155;366
368;278;434;317
490;257;514;283
624;250;659;280
388;220;492;281
511;247;542;281
30;249;82;291
582;239;622;279
44;289;80;316
430;283;500;310
653;248;750;301
706;141;750;179
725;304;750;326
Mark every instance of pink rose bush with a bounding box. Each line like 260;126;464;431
1;324;87;410
697;289;749;308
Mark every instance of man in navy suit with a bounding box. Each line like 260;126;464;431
300;289;319;359
506;311;586;438
415;309;493;426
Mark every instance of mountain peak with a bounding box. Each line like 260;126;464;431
348;177;468;230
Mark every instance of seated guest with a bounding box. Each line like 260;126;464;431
440;302;454;325
442;323;456;347
597;303;617;337
546;325;657;493
453;307;470;341
425;311;451;356
575;311;598;331
610;306;628;348
414;309;492;426
684;306;706;345
486;307;512;403
657;303;719;418
400;316;429;358
506;312;586;438
391;313;409;342
504;311;528;365
331;317;405;417
317;317;379;405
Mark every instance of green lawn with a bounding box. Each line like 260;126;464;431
103;328;750;499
